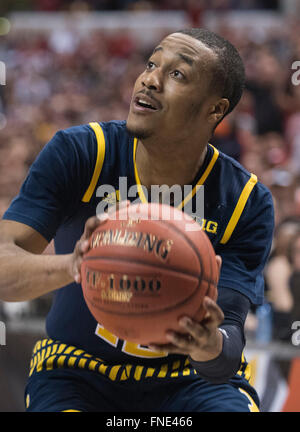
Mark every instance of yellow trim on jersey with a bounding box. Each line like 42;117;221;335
220;173;258;244
157;363;168;378
248;356;257;387
133;141;219;209
134;365;144;381
28;339;252;388
62;410;82;412
120;365;132;381
177;145;219;210
237;352;252;383
109;365;122;380
29;338;197;382
123;341;167;358
81;122;106;203
238;388;260;412
244;361;252;382
133;137;148;203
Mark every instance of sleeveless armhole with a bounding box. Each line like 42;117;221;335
81;122;106;203
220;173;258;244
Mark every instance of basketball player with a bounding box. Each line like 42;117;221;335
0;29;273;412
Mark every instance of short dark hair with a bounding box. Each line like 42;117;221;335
176;28;245;123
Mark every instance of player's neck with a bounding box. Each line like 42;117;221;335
135;137;208;190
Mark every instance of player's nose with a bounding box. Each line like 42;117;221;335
142;69;163;92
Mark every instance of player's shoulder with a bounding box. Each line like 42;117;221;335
99;119;128;135
57;119;128;145
215;145;272;202
98;120;132;151
58;122;93;139
211;148;274;260
50;120;129;163
215;146;255;183
213;147;274;243
47;123;96;157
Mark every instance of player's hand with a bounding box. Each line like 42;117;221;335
149;296;224;361
69;200;130;284
149;256;225;362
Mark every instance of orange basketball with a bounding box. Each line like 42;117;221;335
81;203;219;345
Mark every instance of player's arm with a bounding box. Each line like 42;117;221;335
182;287;250;384
149;287;249;384
0;127;103;302
186;183;274;382
0;216;104;302
150;182;274;383
0;219;72;301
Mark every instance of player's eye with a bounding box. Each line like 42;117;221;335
170;70;185;80
146;61;156;70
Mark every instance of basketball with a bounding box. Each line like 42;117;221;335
81;203;219;345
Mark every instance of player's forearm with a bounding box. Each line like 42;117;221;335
188;324;244;384
0;243;73;301
188;288;250;384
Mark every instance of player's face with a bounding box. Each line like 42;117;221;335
127;33;220;141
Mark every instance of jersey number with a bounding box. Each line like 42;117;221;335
95;324;167;358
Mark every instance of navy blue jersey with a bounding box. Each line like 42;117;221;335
3;120;274;366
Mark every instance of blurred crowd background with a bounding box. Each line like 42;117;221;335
0;0;281;14
0;0;300;348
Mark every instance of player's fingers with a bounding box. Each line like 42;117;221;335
201;297;224;330
73;264;82;284
74;270;81;284
165;330;198;349
77;238;90;255
98;212;109;222
72;240;88;283
216;255;222;274
82;201;130;241
73;225;100;280
148;342;186;355
74;210;112;283
83;215;105;239
178;317;209;341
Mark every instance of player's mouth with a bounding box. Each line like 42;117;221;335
132;93;161;113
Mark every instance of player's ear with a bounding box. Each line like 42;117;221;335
207;98;230;125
